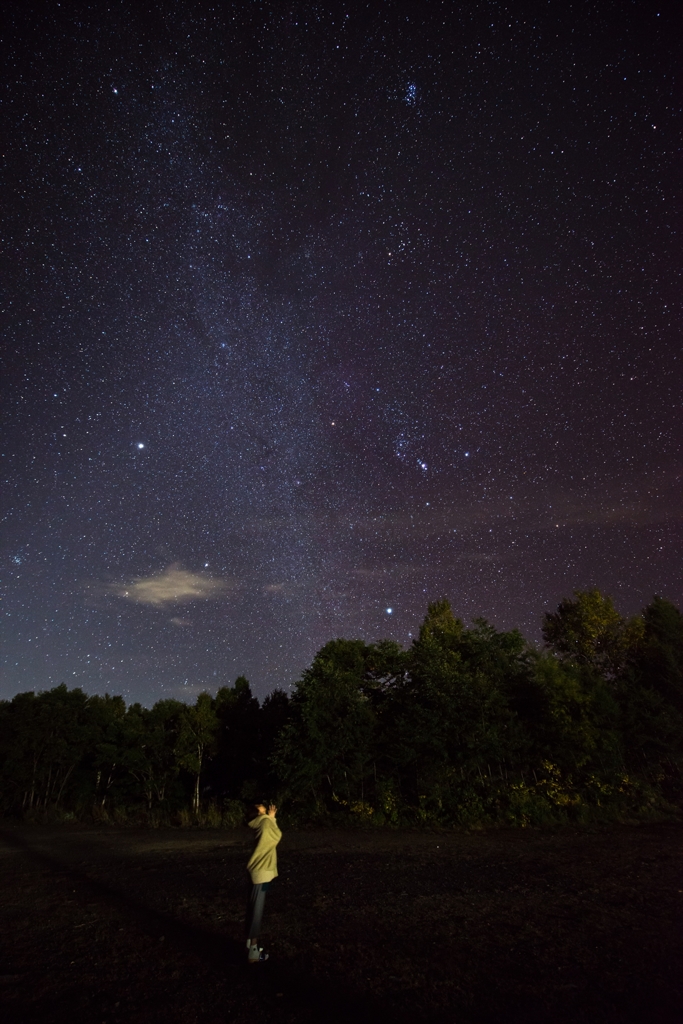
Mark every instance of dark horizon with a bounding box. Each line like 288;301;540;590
2;1;681;706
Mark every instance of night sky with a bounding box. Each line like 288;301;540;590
2;2;681;706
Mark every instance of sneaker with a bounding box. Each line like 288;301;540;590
247;944;269;964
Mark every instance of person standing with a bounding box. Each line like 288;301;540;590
245;802;281;963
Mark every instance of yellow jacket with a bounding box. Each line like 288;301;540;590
246;814;282;883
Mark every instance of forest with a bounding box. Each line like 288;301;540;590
1;590;682;827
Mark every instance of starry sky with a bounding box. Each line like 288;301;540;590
2;1;681;706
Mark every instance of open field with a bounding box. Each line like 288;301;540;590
0;822;681;1023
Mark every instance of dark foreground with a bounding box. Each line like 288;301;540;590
0;822;681;1024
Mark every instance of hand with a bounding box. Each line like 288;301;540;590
267;804;277;819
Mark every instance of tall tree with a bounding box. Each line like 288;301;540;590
385;603;527;817
637;596;683;711
258;688;291;794
176;693;219;814
126;700;184;812
213;676;261;799
616;597;683;791
542;589;643;678
89;693;128;809
273;639;380;812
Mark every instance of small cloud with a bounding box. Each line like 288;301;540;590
263;583;285;594
169;616;192;627
110;565;231;607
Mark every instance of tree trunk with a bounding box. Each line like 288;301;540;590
56;763;75;806
192;742;203;814
44;762;53;807
29;755;38;810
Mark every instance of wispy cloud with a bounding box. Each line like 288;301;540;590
109;565;232;607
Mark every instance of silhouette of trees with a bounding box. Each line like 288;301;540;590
0;591;681;825
0;685;94;812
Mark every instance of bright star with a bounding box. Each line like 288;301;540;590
386;607;393;615
137;443;145;449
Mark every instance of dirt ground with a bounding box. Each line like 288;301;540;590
0;821;681;1024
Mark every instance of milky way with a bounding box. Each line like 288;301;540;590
2;2;681;704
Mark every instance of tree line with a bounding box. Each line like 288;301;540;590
1;590;682;827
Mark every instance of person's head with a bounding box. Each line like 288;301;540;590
250;802;267;817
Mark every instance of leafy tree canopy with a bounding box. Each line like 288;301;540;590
542;588;644;677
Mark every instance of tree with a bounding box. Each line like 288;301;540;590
384;602;527;818
0;685;97;813
542;589;644;678
89;693;128;809
258;688;291;794
212;676;262;799
272;639;380;812
176;693;219;814
126;700;184;812
615;597;683;790
637;596;683;711
513;654;621;773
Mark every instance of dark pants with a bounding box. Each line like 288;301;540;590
245;881;271;939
